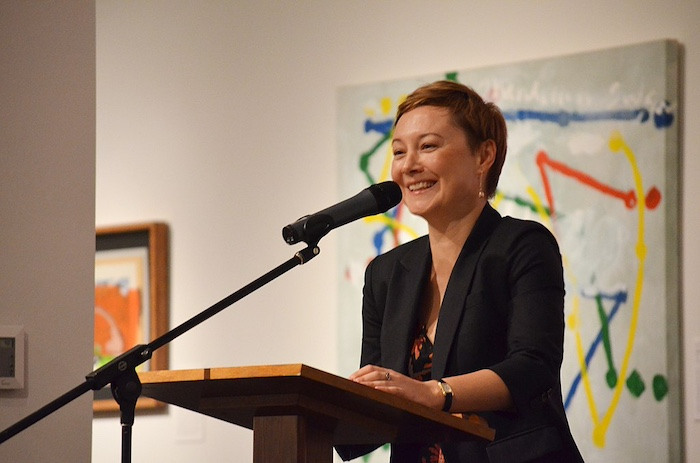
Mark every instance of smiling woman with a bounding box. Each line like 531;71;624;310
337;81;583;463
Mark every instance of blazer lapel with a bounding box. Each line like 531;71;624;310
432;204;502;379
382;237;432;373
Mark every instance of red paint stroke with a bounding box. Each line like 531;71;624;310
645;186;662;210
536;151;661;217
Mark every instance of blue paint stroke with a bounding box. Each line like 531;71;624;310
564;289;628;410
653;101;674;128
503;109;651;127
365;118;394;135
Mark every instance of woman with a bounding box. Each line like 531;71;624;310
337;81;583;462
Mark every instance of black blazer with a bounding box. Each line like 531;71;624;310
337;204;583;463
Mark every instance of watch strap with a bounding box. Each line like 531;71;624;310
438;379;453;412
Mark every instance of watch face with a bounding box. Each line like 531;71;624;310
439;380;452;395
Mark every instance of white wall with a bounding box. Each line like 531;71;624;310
0;1;95;462
94;1;700;462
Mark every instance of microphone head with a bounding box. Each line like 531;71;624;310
368;181;402;213
282;181;402;246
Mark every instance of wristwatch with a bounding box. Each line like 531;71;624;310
437;379;453;412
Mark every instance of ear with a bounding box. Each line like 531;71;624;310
477;139;497;173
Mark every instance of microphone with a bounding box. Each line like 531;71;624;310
282;181;402;245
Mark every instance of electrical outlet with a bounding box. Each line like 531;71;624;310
0;325;25;389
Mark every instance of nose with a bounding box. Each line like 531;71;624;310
400;148;422;175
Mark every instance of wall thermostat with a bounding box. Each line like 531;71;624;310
0;325;25;389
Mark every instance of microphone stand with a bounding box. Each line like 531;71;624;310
0;244;321;463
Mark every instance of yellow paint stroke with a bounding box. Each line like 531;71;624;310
380;96;393;116
491;191;505;209
377;139;394;183
528;184;601;424
526;186;552;229
573;296;602;424
527;183;604;428
555;215;597;427
377;97;397;183
583;131;647;447
557;132;647;447
534;168;604;440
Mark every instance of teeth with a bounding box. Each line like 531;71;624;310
408;181;435;191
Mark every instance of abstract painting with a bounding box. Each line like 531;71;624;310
93;222;169;413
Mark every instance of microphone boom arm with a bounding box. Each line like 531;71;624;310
0;244;321;463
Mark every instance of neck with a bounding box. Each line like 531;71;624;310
427;201;486;277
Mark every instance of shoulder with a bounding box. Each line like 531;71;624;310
498;215;553;236
363;235;429;283
481;215;562;280
369;235;429;267
489;216;564;287
492;216;560;250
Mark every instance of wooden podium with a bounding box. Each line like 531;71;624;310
139;364;495;463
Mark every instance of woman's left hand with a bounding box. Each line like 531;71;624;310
349;364;443;410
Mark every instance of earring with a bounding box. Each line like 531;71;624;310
478;171;486;199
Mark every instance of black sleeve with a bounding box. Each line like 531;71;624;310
487;223;566;413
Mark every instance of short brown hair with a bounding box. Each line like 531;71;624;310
395;80;507;198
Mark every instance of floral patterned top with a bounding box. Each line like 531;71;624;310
409;325;446;463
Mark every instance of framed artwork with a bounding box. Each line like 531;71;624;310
337;40;680;462
93;222;169;413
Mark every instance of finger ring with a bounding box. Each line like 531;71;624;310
385;371;391;381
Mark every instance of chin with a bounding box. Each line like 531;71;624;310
404;204;431;219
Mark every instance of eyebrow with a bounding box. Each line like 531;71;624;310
392;132;443;143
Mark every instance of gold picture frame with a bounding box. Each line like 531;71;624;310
93;222;169;413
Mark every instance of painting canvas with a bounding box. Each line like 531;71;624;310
93;222;169;412
336;40;680;462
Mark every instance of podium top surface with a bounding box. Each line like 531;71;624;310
139;364;495;446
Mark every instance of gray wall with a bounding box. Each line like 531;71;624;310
0;1;95;462
90;1;698;462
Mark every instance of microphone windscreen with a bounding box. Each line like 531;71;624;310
368;181;402;212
